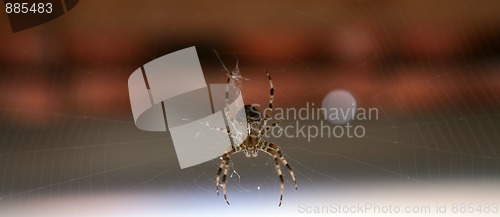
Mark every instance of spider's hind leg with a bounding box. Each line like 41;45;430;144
262;147;285;206
215;150;234;205
268;143;298;190
259;141;298;206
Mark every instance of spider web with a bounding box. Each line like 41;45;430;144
1;1;500;217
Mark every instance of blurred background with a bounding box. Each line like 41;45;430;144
0;0;500;216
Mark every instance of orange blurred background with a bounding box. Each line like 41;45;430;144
0;0;499;125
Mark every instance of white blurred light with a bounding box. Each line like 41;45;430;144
322;90;357;124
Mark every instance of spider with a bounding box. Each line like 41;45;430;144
215;71;298;207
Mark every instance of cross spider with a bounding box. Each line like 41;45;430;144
215;71;298;207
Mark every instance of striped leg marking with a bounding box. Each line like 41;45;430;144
260;71;274;136
215;150;234;205
264;148;285;206
268;143;298;190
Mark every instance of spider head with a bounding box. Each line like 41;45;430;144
244;105;262;133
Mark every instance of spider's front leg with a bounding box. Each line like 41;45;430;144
215;149;235;205
260;71;274;130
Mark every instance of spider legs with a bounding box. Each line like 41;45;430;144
213;49;231;75
267;149;285;206
215;157;225;195
216;150;234;205
266;71;274;114
260;122;279;137
222;160;230;205
262;142;297;206
260;71;274;134
268;143;298;190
